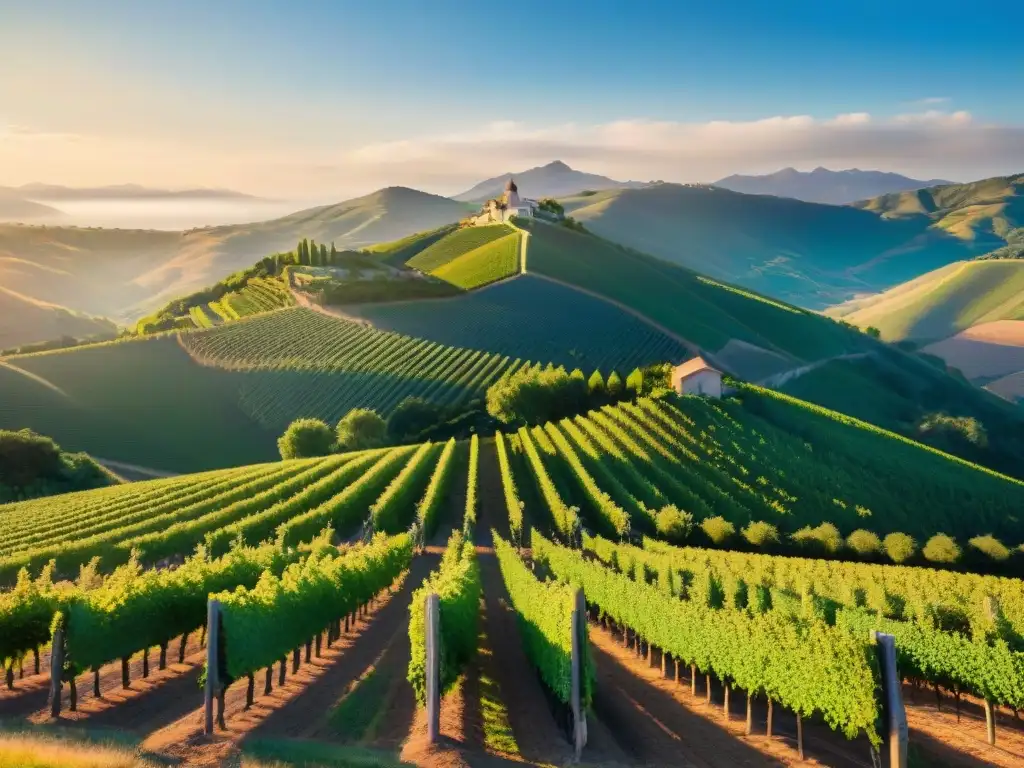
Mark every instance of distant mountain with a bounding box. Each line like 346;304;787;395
12;183;258;201
453;160;645;203
714;167;952;205
0;189;62;222
556;182;980;308
0;186;472;323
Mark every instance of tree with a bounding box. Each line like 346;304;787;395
882;532;917;563
742;521;780;549
922;533;961;564
606;370;623;400
486;366;584;426
330;242;338;263
865;326;882;339
700;516;735;545
336;409;386;451
309;239;319;266
277;418;335;459
625;368;643;397
655;505;693;543
320;243;328;263
968;534;1011;561
387;398;442;442
587;370;605;399
791;522;843;554
846;529;882;557
0;429;63;488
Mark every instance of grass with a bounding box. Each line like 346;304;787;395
242;740;407;767
475;631;520;757
431;230;520;289
347;274;688;373
406;225;513;274
329;664;393;741
0;725;158;768
827;259;1024;341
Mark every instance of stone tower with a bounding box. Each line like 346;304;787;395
505;178;521;208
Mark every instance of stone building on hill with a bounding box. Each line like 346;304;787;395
473;178;538;224
671;357;723;398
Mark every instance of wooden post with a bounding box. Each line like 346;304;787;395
33;647;40;675
706;673;712;704
159;641;168;670
766;697;773;740
279;658;286;686
305;639;312;664
93;668;100;698
674;658;680;683
723;684;730;719
570;589;588;759
871;631;908;768
984;700;996;746
746;692;753;735
425;593;441;744
245;673;255;709
121;657;129;688
691;664;697;696
797;713;804;760
68;676;77;711
292;647;300;674
48;626;65;718
315;633;322;657
203;599;220;736
142;647;149;678
661;651;667;677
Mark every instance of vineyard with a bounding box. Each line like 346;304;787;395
405;224;515;276
498;392;1024;555
347;274;689;372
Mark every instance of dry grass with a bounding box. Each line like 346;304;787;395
0;731;158;768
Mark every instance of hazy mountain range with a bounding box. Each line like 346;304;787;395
2;183;257;201
714;167;953;205
453;160;646;203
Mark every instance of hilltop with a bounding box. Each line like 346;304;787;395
0;187;470;323
0;189;62;222
454;160;644;203
0;286;117;351
557;182;978;307
714;167;952;205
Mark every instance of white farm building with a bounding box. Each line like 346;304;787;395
671;357;723;398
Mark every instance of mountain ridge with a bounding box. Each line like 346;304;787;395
453;160;645;202
714;167;953;205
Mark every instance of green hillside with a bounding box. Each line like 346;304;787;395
827;259;1024;342
347;274;689;372
519;217;867;367
364;224;456;266
0;187;470;324
555;182;978;308
431;229;520;289
854;172;1024;246
0;286;118;351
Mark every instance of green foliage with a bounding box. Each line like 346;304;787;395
969;535;1011;562
216;533;412;681
0;429;116;503
700;516;736;545
846;529;882;557
408;531;481;704
386;398;444;443
742;521;780;549
865;326;881;338
917;413;989;450
335;409;386;452
370;443;441;534
277;418;335;460
791;522;844;554
605;370;623;399
922;534;962;564
587;370;605;397
626;368;643;396
407;226;513;274
415;438;457;537
495;433;524;539
655;505;693;543
464;435;479;532
883;533;917;564
431;231;521;290
515;427;579;540
537;533;880;743
494;532;591;706
486;366;585;426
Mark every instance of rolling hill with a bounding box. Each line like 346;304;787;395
0;190;63;222
556;182;980;308
0;286;117;351
714;167;951;205
454;160;644;203
0;187;471;325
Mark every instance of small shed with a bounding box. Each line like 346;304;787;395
671;357;723;398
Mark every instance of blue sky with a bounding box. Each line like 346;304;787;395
2;0;1022;197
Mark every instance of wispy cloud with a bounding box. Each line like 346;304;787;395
908;97;951;106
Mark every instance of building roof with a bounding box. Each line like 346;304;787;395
672;356;721;378
505;178;518;192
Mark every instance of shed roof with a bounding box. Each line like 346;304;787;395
672;356;722;378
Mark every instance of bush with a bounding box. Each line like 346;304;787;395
700;516;735;545
277;418;335;459
846;529;882;557
486;366;586;426
655;505;693;543
336;408;386;451
626;368;643;396
968;534;1011;561
587;370;605;398
0;429;64;488
791;522;843;553
606;370;623;400
387;397;443;442
742;521;780;549
922;533;961;564
916;413;989;450
883;533;917;563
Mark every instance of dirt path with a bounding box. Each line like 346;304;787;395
94;458;179;480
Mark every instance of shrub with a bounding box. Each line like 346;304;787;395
742;521;780;549
968;534;1011;561
846;529;882;557
916;413;989;450
606;370;623;400
700;516;735;545
791;522;843;553
0;429;64;488
387;397;443;442
336;408;386;451
626;368;643;396
587;370;606;398
922;533;961;564
655;505;693;543
486;366;586;426
882;532;917;563
277;418;335;459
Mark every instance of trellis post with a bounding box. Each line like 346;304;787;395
48;626;65;718
872;630;908;768
204;599;221;736
570;588;588;759
425;592;441;743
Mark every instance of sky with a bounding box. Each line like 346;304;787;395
2;0;1024;201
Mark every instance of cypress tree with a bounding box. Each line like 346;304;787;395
606;370;624;399
330;242;338;264
320;243;328;263
587;370;606;398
